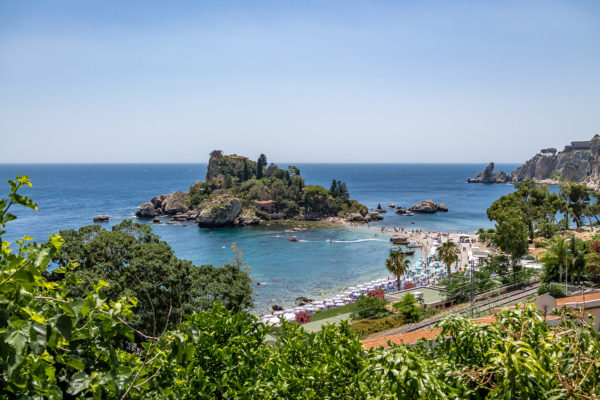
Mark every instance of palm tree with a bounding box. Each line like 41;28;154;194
437;241;459;276
386;251;410;291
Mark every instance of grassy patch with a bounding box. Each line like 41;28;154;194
311;303;357;321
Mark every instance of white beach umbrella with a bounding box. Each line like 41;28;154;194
273;311;284;316
294;307;305;313
283;312;295;322
284;309;294;313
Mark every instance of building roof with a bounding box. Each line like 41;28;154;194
557;292;600;305
362;328;442;349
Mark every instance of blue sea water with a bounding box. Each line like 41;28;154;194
0;163;517;313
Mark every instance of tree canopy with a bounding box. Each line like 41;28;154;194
47;220;253;334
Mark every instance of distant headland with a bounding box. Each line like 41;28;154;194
136;151;378;227
468;135;600;189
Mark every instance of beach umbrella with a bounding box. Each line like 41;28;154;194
304;305;316;313
316;304;326;310
283;312;295;322
273;311;284;316
294;307;305;313
284;309;294;313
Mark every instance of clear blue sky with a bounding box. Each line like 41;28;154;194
1;0;599;163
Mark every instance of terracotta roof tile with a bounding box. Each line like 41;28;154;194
557;292;600;305
361;328;442;349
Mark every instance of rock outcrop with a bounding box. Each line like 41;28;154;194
410;200;449;214
136;202;156;218
368;212;384;220
265;163;280;177
467;136;600;189
467;163;508;184
196;195;242;227
136;192;190;217
295;296;314;306
93;215;109;222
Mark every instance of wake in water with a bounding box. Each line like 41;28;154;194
295;238;384;243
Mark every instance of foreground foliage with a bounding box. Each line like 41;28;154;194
2;178;600;399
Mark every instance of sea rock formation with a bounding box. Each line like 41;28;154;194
196;195;242;227
93;215;109;222
295;296;314;306
136;192;190;217
467;162;508;184
348;213;365;222
368;212;384;220
410;200;449;213
136;202;156;218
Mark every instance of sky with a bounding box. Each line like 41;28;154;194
0;0;599;163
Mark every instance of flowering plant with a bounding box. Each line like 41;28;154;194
403;282;415;290
366;288;384;299
295;311;312;324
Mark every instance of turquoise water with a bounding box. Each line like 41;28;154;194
0;163;517;313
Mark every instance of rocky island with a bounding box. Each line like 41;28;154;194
136;151;372;227
467;135;600;189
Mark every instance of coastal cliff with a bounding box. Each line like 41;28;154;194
136;151;370;227
468;135;600;189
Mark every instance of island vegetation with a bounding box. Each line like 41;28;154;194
136;151;372;228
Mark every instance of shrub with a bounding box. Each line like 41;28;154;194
351;295;388;320
538;283;567;298
402;282;415;290
534;241;547;248
295;311;312;324
366;288;384;299
393;293;423;324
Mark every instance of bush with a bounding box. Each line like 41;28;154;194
366;288;384;299
538;283;567;298
393;293;423;324
402;282;415;290
295;311;312;324
534;241;547;248
351;295;388;320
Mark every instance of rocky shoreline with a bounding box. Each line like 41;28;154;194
467;135;600;189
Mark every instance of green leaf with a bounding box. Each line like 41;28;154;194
56;314;73;341
63;356;86;371
30;322;47;354
67;371;90;396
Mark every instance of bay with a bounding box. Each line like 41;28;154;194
0;163;517;313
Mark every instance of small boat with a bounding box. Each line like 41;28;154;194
390;236;409;245
289;236;299;242
400;250;415;256
407;242;420;248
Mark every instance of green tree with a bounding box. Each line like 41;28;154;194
256;153;267;179
560;183;590;227
437;241;459;276
386;251;410;291
487;180;557;241
288;165;300;176
48;221;253;334
492;209;529;283
393;293;422;323
541;235;568;284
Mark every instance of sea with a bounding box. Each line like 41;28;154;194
0;163;517;314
